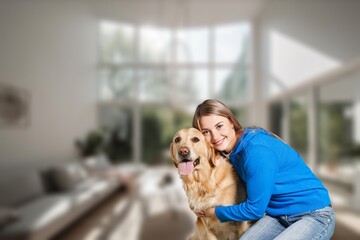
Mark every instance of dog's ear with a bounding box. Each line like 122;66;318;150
207;142;216;168
169;142;178;168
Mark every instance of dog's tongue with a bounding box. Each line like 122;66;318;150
178;161;194;175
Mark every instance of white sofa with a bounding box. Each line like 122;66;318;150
0;161;120;240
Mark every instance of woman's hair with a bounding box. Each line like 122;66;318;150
192;99;244;133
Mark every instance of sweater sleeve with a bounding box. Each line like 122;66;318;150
215;144;278;222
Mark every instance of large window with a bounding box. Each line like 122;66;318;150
319;71;360;166
268;68;360;169
97;20;252;164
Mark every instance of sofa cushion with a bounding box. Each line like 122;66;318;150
49;162;89;191
0;172;45;207
0;195;72;239
0;177;119;240
0;207;19;228
72;178;119;199
83;155;111;172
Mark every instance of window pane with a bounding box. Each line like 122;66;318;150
214;68;249;101
139;69;168;102
99;21;134;63
289;94;308;161
174;68;209;102
215;23;250;63
98;106;133;163
319;70;360;167
141;106;193;165
176;28;209;63
269;102;283;137
139;26;171;63
229;107;248;128
98;68;135;101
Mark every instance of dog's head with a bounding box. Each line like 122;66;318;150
170;128;216;176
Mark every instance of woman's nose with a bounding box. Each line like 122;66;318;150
211;130;219;140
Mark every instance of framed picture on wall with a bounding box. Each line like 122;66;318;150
0;82;30;128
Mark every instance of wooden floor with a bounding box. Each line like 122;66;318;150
331;206;360;240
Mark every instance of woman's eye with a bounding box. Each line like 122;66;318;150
174;137;181;143
216;125;223;130
202;130;209;136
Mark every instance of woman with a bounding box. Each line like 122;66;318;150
192;99;335;240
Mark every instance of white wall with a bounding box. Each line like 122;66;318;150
0;1;98;170
260;0;360;98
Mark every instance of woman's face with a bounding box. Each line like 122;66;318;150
199;114;238;153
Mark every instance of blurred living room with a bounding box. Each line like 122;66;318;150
1;0;360;239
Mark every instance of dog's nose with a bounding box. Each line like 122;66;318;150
178;147;190;157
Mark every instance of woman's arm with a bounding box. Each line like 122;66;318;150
215;144;279;222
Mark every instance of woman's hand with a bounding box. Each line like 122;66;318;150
195;207;216;218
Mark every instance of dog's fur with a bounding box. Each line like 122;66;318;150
170;128;251;240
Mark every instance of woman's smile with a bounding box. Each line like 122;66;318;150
213;138;225;147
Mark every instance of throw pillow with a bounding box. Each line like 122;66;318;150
49;162;89;191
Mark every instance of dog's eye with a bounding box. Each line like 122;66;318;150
192;137;200;143
174;136;181;143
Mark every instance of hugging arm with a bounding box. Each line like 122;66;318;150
215;145;278;222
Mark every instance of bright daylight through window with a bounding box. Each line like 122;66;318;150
97;20;252;164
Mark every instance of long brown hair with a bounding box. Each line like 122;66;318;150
192;99;244;134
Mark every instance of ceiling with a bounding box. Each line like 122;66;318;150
89;0;273;27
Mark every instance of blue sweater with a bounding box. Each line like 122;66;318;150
215;127;331;222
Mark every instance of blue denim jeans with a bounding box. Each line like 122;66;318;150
240;206;335;240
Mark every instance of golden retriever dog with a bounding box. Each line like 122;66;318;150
170;128;251;240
